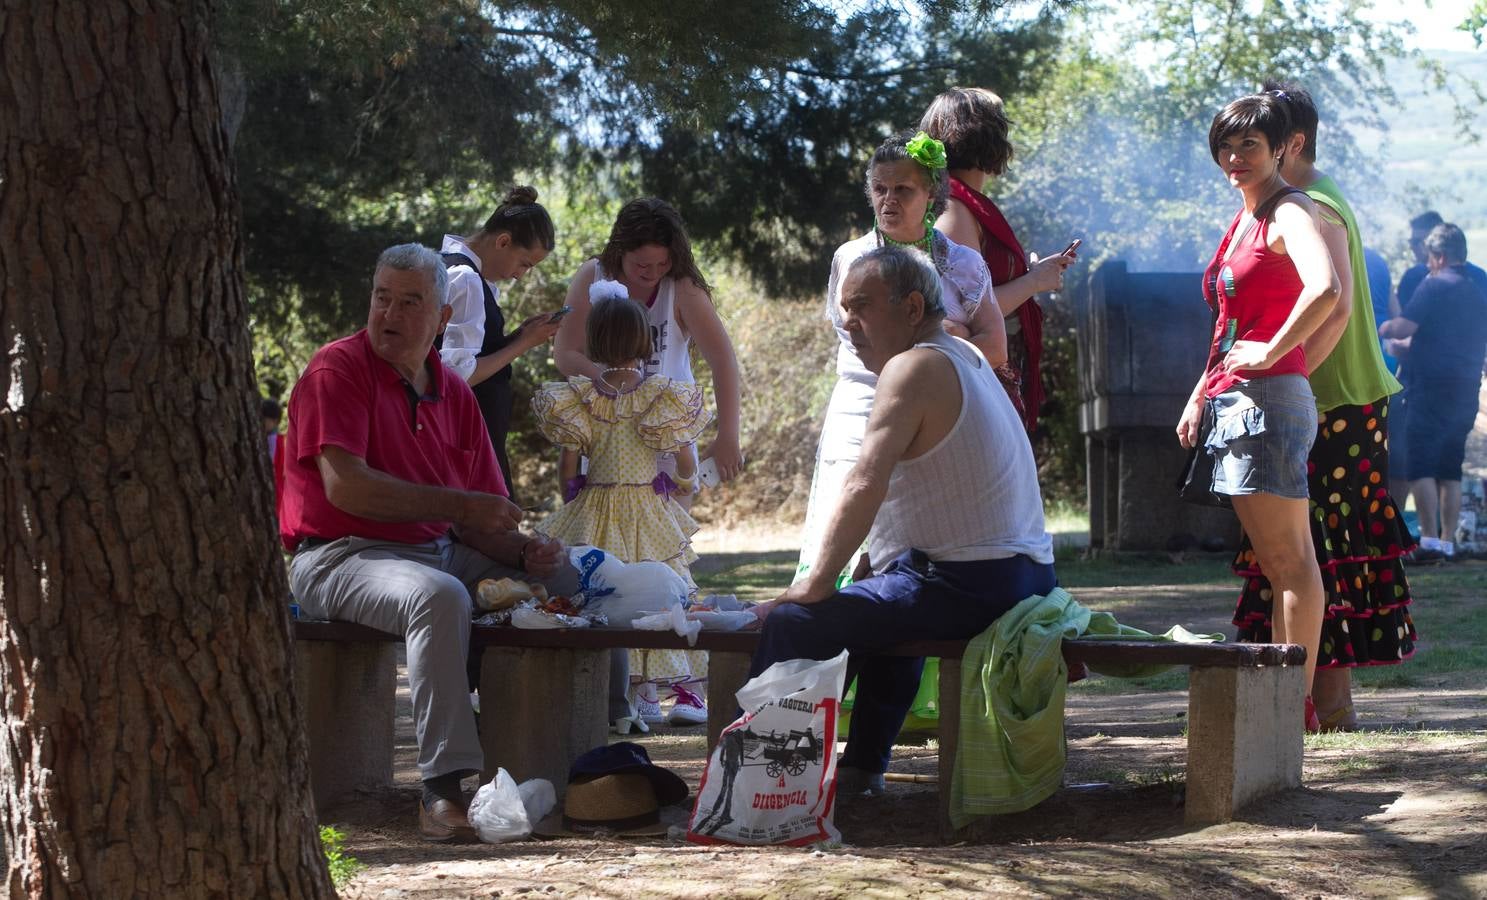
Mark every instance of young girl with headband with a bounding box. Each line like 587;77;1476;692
531;282;714;732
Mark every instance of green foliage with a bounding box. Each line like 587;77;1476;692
688;268;838;522
633;7;1068;298
1464;0;1487;47
224;1;548;332
318;825;363;889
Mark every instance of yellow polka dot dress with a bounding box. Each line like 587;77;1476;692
531;374;712;595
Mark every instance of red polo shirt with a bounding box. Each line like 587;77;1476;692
277;330;507;552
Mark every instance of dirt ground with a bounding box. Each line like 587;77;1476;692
329;575;1487;900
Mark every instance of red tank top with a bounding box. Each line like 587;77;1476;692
1202;193;1308;397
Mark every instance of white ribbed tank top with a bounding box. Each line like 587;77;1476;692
867;331;1054;568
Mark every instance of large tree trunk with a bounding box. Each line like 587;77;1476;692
0;1;333;896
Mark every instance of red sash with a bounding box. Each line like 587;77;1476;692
949;176;1044;431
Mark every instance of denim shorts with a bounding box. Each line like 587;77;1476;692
1205;374;1317;500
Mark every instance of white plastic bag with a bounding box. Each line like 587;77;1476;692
632;604;703;645
518;778;556;826
468;768;532;843
687;650;848;846
569;546;691;627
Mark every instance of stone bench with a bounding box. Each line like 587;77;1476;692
292;620;1305;835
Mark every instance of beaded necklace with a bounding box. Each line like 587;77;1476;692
597;365;645;394
875;221;933;254
875;222;949;276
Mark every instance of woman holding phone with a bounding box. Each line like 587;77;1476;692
1176;93;1341;731
439;185;567;498
920;87;1077;431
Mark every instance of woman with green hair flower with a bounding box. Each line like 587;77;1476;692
795;129;1006;589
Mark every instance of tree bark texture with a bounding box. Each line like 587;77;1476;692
0;1;333;896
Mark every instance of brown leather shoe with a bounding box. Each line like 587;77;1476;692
419;797;476;843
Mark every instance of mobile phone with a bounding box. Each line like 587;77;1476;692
697;457;721;488
546;306;573;324
1060;238;1082;257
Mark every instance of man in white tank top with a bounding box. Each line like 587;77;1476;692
748;246;1056;792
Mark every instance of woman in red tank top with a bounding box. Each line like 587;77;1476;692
920;88;1079;433
1175;93;1342;733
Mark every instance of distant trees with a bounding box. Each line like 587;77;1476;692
222;0;1068;343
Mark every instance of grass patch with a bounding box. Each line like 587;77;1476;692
694;550;796;602
1333;756;1398;775
1044;498;1089;536
1354;562;1487;684
319;825;363;889
1069;669;1189;694
1305;728;1465;751
1056;557;1234;590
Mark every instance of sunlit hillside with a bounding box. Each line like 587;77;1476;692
1350;49;1487;261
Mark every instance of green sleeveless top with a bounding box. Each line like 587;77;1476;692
1305;175;1401;411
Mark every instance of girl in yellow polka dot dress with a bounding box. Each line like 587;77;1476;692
532;285;713;719
533;284;712;585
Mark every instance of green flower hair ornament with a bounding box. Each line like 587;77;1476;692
905;131;948;174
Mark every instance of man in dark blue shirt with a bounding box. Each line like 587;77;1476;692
1398;211;1487;310
1396;211;1442;312
1380;223;1487;560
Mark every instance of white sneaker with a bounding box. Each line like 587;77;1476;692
666;684;708;726
636;695;665;725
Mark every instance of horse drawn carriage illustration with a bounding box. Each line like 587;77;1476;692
741;727;823;778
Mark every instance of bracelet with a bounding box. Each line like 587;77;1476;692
517;539;533;573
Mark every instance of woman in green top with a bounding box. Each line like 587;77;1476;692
1231;84;1417;732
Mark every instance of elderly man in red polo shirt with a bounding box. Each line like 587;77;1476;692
279;243;576;842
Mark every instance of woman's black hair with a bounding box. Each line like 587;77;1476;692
479;185;555;252
1260;80;1318;162
1207;94;1292;165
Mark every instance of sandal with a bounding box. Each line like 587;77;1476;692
1317;704;1357;733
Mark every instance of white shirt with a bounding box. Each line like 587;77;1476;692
438;234;501;382
817;230;996;462
867;331;1053;567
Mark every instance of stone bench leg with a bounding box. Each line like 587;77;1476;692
479;647;609;792
1185;664;1304;825
294;640;397;808
936;656;967;841
705;651;754;750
